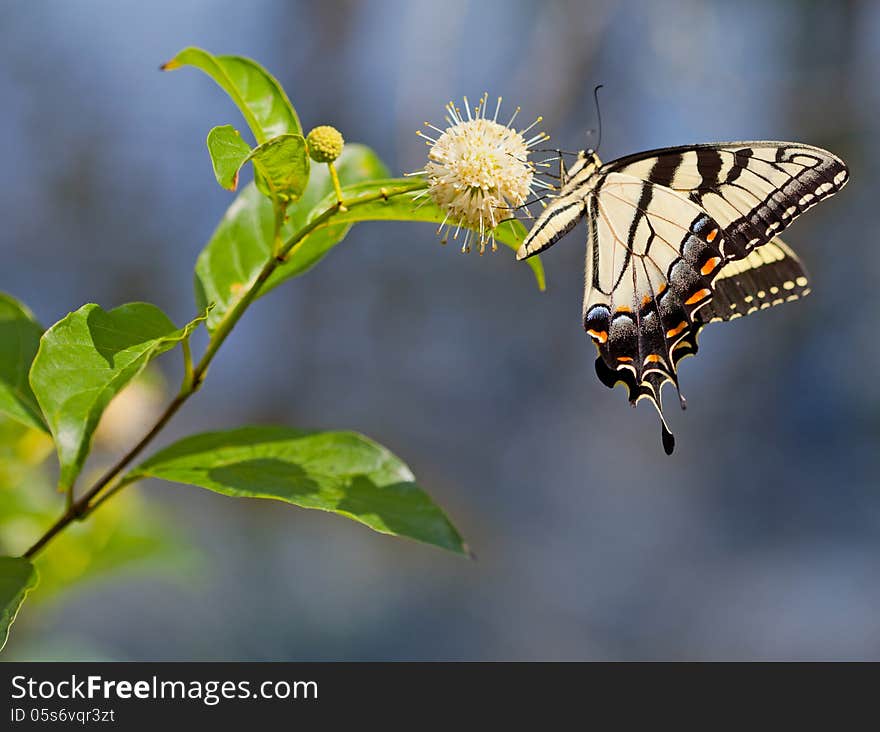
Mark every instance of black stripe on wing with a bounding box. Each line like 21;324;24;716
602;141;848;260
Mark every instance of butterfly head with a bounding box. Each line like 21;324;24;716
559;149;601;187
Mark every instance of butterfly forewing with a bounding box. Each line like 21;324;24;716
516;152;597;260
603;142;848;259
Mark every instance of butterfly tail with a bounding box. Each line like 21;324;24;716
641;372;676;455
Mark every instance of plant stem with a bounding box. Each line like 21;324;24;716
22;180;426;560
180;338;194;391
23;390;189;558
328;163;344;206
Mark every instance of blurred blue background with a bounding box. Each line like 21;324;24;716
2;0;879;660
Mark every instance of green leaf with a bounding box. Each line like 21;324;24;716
125;426;468;555
207;127;310;203
0;294;47;432
248;133;310;203
162;47;301;143
195;144;389;331
29;304;205;490
0;556;37;653
206;125;252;190
313;178;546;291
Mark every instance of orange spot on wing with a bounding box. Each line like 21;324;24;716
641;294;652;308
617;356;633;363
665;321;688;339
656;282;667;295
587;329;608;344
701;257;721;276
615;306;631;313
706;228;718;242
685;288;711;306
645;354;662;363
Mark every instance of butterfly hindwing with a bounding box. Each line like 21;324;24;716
698;238;810;323
583;173;728;451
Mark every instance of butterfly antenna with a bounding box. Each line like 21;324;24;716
591;84;605;153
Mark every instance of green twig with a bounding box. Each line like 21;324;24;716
180;338;194;392
327;163;345;207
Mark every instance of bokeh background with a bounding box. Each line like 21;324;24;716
1;0;878;660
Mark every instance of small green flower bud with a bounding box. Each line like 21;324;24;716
306;125;344;163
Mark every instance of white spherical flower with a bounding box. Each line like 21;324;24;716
412;95;549;254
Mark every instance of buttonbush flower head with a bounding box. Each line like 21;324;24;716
412;94;549;254
306;125;345;163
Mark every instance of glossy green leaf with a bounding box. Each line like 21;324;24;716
29;304;205;490
206;125;252;190
195;144;389;331
207;127;310;204
248;133;310;203
0;556;37;653
313;178;546;291
125;426;467;555
0;294;47;432
162;47;301;143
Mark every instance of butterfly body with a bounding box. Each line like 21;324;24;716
517;142;848;454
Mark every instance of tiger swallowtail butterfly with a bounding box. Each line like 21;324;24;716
517;141;849;454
